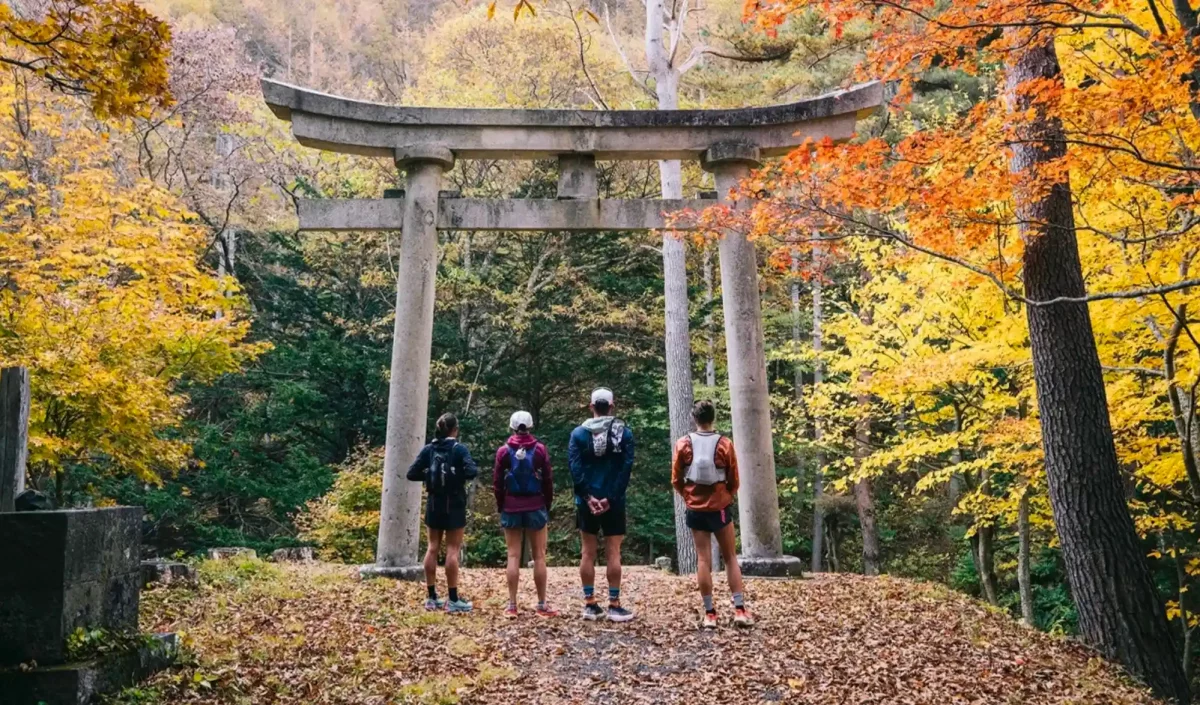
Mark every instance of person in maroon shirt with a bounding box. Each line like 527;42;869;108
494;410;557;618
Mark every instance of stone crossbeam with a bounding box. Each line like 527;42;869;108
298;198;715;232
263;79;882;160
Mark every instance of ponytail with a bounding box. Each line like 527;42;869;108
435;412;458;440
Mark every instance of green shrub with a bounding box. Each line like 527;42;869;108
297;447;382;564
197;556;283;587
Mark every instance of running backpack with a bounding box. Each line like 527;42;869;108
684;432;726;486
505;443;542;496
590;419;627;457
427;443;458;494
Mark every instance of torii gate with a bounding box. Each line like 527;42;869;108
262;79;882;578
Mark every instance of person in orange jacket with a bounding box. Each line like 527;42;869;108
671;399;754;629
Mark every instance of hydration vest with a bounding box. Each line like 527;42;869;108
685;432;726;486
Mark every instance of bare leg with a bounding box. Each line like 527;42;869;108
504;528;524;606
693;529;714;602
715;522;744;597
530;527;549;604
580;532;598;600
424;528;443;591
444;527;464;591
604;535;624;602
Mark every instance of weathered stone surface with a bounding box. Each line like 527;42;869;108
297;197;716;233
557;154;598;200
0;508;142;666
263;79;883;160
710;160;786;562
739;555;805;578
271;547;314;563
701;142;763;170
0;632;176;705
15;489;53;511
140;559;197;587
394;144;454;170
358;564;424;581
206;547;256;561
654;556;673;571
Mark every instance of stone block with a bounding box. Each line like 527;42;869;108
739;554;805;578
0;632;176;705
271;547;314;563
206;547;256;561
358;564;424;581
654;556;672;571
0;508;142;667
141;560;197;588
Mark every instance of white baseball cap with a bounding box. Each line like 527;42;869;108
591;388;614;405
509;410;534;431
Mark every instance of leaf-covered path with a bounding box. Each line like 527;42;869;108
140;563;1161;704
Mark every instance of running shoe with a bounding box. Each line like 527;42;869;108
446;598;473;614
733;607;755;628
536;604;561;618
701;610;719;630
607;604;634;623
581;602;605;621
423;598;444;611
504;605;519;619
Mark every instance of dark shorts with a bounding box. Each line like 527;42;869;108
500;509;548;530
577;504;626;537
426;503;467;531
685;506;733;533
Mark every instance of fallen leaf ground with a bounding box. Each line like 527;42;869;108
136;561;1162;704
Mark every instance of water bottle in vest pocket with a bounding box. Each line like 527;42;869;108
505;444;542;495
685;433;726;485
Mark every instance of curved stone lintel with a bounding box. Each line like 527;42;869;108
263;79;884;161
395;144;455;171
701;142;763;171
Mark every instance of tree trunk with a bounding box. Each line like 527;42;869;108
645;0;706;575
976;524;1000;606
825;514;840;573
0;367;30;513
810;246;826;573
1018;492;1035;626
977;467;1000;606
1006;32;1191;703
704;245;716;388
852;317;881;575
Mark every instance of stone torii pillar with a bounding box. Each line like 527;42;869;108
703;145;800;575
261;79;882;579
366;146;455;578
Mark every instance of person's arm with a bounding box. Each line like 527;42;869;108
493;446;507;513
723;437;740;496
459;444;479;481
670;436;690;496
567;429;588;500
615;428;635;500
538;443;554;514
406;446;429;482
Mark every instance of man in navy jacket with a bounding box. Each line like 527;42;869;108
568;387;636;622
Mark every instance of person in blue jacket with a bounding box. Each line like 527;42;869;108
407;413;478;613
568;387;636;622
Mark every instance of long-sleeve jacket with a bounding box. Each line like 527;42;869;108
493;433;554;514
671;432;739;512
568;417;635;508
406;438;479;513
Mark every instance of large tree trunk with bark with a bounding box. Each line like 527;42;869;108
1006;33;1191;703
